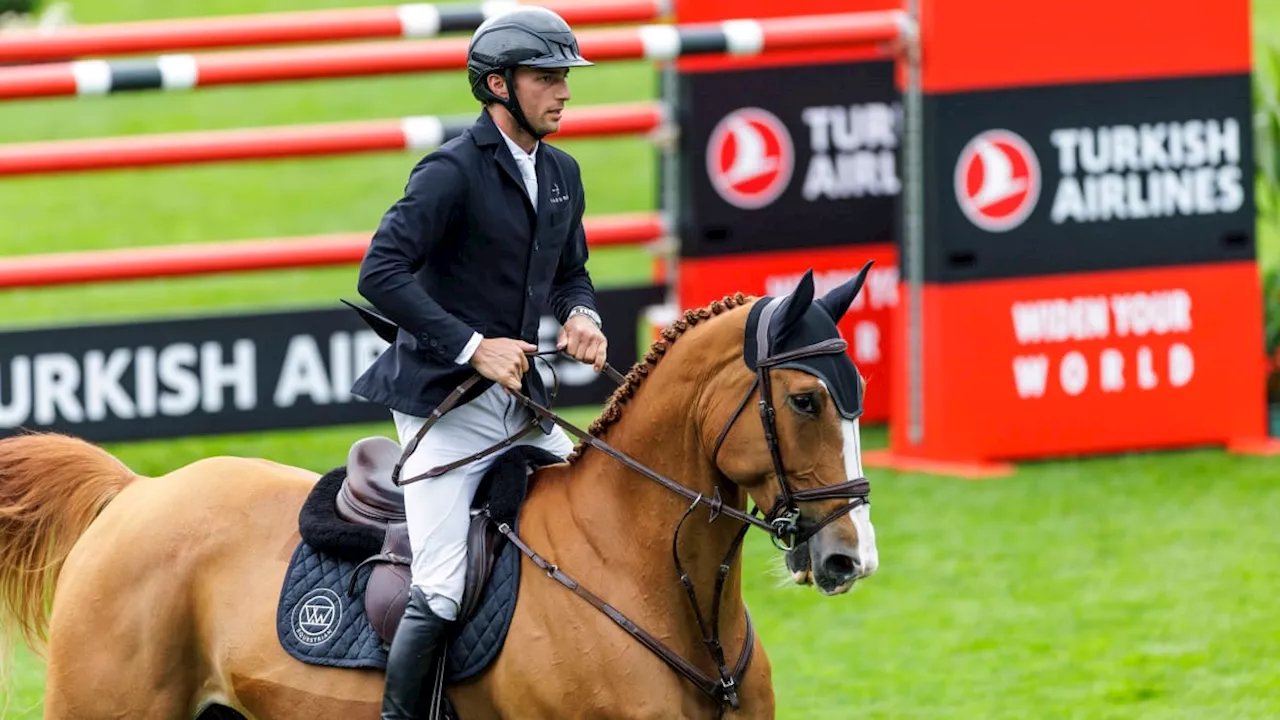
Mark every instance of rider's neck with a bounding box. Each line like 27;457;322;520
487;104;538;155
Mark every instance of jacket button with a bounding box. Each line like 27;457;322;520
527;287;534;297
429;339;437;347
534;241;540;251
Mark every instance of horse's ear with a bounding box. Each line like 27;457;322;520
774;268;816;339
817;260;873;323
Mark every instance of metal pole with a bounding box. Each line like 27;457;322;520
902;0;925;445
658;60;681;308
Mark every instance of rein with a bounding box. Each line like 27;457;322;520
388;343;872;714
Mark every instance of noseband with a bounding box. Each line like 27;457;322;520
388;334;872;715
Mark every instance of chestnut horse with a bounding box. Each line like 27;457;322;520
0;269;879;719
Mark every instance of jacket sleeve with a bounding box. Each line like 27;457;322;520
548;164;598;325
357;153;478;364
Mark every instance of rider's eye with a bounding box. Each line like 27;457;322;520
787;393;819;416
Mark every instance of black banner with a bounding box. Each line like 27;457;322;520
0;284;665;443
676;60;901;258
918;73;1255;283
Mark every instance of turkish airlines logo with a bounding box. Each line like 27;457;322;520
706;108;794;210
954;129;1041;232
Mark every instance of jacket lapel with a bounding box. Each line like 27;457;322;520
495;148;532;214
470;110;537;217
534;149;553;237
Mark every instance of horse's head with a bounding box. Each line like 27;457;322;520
704;263;878;596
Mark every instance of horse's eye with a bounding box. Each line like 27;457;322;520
787;393;818;416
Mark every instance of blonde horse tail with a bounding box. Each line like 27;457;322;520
0;431;137;659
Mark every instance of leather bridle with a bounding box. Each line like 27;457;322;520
387;331;872;715
711;293;873;550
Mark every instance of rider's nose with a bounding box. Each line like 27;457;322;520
821;552;861;582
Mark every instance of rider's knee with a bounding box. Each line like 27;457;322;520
413;585;461;621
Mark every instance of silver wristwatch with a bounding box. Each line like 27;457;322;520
567;305;602;329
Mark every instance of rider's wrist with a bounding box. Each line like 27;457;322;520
455;331;483;365
567;306;601;329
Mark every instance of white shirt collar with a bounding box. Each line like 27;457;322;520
495;122;538;163
494;119;539;206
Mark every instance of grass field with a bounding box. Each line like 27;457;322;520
3;0;1280;718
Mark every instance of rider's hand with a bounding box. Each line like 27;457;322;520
469;338;537;391
558;315;608;373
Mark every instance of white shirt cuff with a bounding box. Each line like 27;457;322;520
454;331;483;365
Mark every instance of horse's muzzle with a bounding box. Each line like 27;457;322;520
785;541;813;585
812;549;862;595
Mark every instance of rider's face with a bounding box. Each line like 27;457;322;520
511;66;571;136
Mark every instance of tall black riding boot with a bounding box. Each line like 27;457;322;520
381;586;451;720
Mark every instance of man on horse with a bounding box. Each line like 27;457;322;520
351;7;607;718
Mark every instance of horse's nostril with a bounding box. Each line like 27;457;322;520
822;553;859;579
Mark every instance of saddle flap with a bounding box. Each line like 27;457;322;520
364;522;413;645
363;514;508;647
460;513;505;622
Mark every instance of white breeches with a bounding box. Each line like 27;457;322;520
392;382;574;621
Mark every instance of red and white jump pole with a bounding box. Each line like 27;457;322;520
0;0;666;65
0;102;666;176
0;11;909;101
0;213;668;290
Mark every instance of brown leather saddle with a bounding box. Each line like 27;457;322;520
339;436;507;646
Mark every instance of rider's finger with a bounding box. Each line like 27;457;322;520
593;342;607;372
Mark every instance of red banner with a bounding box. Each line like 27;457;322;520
890;261;1267;462
920;0;1250;93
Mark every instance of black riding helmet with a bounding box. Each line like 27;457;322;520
467;6;593;140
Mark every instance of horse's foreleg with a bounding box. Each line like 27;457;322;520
732;635;776;720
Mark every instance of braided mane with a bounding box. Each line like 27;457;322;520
566;292;753;463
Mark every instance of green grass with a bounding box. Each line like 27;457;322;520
3;0;1280;717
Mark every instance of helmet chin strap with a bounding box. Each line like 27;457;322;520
500;68;547;142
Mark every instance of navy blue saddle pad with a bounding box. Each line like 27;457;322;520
275;525;521;684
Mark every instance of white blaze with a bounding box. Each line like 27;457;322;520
841;417;878;578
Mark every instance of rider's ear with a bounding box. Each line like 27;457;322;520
487;72;508;100
816;260;873;323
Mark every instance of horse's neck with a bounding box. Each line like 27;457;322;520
566;414;745;589
554;341;752;663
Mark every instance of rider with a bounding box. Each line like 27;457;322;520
350;7;607;718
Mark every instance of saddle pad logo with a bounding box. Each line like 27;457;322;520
291;588;343;646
